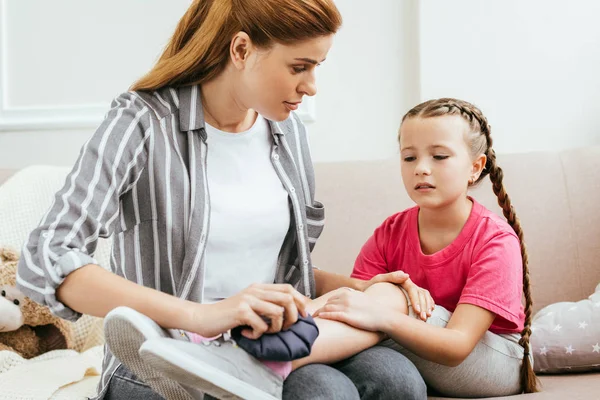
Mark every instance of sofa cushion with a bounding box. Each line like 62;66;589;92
428;372;600;399
530;282;600;373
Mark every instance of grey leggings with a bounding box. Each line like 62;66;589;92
381;300;530;398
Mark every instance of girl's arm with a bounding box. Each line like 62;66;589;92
314;282;495;367
382;303;495;366
313;268;413;296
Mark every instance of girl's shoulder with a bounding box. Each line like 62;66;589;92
471;200;519;242
377;206;419;232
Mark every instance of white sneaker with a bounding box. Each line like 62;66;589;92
104;306;196;400
139;336;283;400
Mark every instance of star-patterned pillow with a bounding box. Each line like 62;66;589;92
531;282;600;373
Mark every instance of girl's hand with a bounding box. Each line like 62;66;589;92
312;288;387;332
401;277;435;321
358;271;434;321
187;283;308;339
357;271;410;291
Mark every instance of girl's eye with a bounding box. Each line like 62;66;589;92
1;290;5;297
13;299;19;306
403;156;416;162
433;155;449;160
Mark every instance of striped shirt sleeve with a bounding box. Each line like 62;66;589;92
290;113;324;252
16;92;153;321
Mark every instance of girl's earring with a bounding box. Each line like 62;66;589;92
468;177;474;185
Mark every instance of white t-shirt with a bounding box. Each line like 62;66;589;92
203;115;291;303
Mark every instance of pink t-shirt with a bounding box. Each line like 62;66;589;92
351;199;525;334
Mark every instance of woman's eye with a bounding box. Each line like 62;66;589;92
1;290;5;297
433;155;449;160
292;66;307;74
13;299;19;306
403;156;416;162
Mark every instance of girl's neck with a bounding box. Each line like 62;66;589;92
418;196;473;234
200;71;257;133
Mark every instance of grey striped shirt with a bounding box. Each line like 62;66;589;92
16;85;325;398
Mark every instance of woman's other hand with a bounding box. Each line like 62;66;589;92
186;283;309;339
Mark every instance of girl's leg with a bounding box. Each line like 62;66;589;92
292;282;409;370
380;304;526;397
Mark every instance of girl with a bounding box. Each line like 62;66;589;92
16;1;426;399
313;98;539;397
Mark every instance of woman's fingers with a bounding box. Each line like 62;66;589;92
252;283;309;318
255;289;297;331
237;303;271;339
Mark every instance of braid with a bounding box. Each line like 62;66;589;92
402;98;539;393
483;133;538;394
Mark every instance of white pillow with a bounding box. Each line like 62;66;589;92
531;282;600;373
0;165;111;269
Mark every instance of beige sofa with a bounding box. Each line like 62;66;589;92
1;146;600;399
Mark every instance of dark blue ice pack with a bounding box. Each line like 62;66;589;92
231;314;319;361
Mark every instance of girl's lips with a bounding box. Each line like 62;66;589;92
415;183;435;190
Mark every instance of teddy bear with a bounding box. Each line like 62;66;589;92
0;247;74;359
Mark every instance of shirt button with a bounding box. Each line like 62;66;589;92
298;224;304;230
290;187;296;193
303;260;309;265
272;154;280;161
42;232;49;239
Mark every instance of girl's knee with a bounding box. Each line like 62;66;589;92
365;282;408;313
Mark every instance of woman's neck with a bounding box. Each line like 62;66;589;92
200;72;257;133
418;196;473;235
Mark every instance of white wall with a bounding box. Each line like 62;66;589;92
1;0;600;169
419;0;600;154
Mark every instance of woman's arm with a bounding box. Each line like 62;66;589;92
58;264;311;339
57;264;196;329
313;268;364;296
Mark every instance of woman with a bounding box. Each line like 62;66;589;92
17;0;426;399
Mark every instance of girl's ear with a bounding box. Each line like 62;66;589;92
471;154;487;181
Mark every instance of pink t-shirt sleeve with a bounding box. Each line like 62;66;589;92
458;230;524;333
351;222;391;281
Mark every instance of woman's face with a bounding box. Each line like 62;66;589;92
236;35;334;122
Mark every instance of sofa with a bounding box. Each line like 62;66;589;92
1;146;599;399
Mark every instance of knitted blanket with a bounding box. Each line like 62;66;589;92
0;345;103;399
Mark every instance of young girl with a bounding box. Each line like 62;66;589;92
312;98;539;397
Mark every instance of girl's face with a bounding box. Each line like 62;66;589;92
399;115;485;210
235;34;334;122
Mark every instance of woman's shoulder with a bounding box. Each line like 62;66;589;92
123;87;181;121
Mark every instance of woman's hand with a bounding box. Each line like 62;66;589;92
312;288;388;332
186;283;309;339
358;272;434;321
